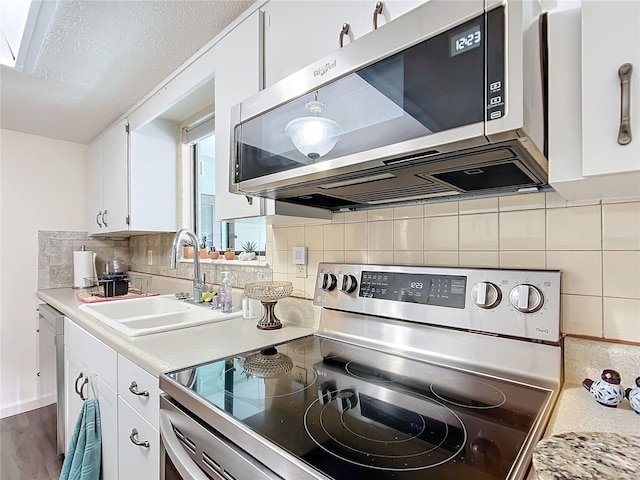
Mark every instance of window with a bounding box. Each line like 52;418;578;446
192;136;226;250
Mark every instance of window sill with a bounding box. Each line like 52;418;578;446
178;258;269;267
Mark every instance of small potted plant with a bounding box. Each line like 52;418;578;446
199;235;209;259
208;246;219;260
224;247;236;260
181;238;194;259
239;241;257;261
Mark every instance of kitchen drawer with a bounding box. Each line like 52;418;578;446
118;397;159;480
117;354;159;429
64;318;117;391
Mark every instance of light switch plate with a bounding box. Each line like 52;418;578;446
292;246;307;265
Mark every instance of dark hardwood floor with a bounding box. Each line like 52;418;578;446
1;404;63;480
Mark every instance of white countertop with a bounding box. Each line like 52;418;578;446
38;288;318;377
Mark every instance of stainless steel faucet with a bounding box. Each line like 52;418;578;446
170;228;205;303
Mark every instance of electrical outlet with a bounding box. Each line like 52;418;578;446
147;249;153;265
295;264;307;278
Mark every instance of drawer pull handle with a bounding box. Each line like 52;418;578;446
128;381;149;397
618;63;633;145
96;212;103;227
74;372;88;400
129;428;150;448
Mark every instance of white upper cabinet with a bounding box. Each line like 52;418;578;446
263;1;424;87
86;117;177;235
87;121;128;235
214;10;265;221
581;0;639;177
548;2;640;201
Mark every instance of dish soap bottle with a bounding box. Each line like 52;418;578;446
220;271;233;313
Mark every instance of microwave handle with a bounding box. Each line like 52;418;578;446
159;410;210;480
339;23;350;48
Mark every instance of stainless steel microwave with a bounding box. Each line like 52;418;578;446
230;0;550;211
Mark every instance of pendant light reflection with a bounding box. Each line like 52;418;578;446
285;94;343;161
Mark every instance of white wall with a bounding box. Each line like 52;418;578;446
0;129;87;417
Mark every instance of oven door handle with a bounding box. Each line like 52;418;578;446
159;410;211;480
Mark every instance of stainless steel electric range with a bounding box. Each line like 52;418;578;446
160;263;562;480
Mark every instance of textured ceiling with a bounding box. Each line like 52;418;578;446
0;0;253;144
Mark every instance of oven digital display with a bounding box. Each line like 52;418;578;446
359;271;467;308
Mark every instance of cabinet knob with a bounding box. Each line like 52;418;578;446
373;2;384;30
128;381;149;397
129;428;150;448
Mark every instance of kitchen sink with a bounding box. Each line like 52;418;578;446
78;295;242;337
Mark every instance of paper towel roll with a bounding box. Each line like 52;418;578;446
73;251;97;288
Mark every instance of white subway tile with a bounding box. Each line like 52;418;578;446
368;251;391;264
459;213;499;250
499;210;545;250
272;227;288;250
368;220;394;250
424;216;458;250
424;251;459;266
546;251;602;296
458;251;500;268
499;251;546;269
499;193;546;211
394;251;424;265
423;201;458;217
345;223;368;251
331;212;345;223
561;294;603;337
304;225;325;251
546;205;602;250
323;224;345;251
394;218;423;251
345;250;368;263
288;226;305;249
602;202;640;250
459;197;499;214
344;211;368;223
272;249;288;274
368;208;394;221
603;297;640;342
603;251;640;299
394;205;423;219
324;250;345;262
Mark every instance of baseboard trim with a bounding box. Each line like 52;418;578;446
0;394;56;419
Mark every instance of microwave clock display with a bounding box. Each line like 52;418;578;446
450;25;482;57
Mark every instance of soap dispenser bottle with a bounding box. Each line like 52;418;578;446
220;271;233;313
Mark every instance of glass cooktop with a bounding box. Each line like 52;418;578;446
165;336;552;480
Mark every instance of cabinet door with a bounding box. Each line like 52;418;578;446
263;1;364;88
64;350;118;480
214;10;265;220
118;398;159;480
582;1;640;176
102;120;129;233
129;119;177;232
87;136;105;235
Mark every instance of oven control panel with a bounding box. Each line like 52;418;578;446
314;263;561;342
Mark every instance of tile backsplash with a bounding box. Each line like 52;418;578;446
266;192;640;344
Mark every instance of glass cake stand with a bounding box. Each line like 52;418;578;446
243;281;293;330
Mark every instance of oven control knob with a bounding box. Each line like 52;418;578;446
318;381;337;405
338;274;358;294
509;284;544;313
336;389;358;412
321;273;337;291
471;282;501;309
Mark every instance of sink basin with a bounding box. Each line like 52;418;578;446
78;295;242;336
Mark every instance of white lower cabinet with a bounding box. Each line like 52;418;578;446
118;398;159;480
63;319;159;479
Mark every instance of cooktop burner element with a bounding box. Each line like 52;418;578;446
160;263;562;480
431;379;507;409
304;387;467;472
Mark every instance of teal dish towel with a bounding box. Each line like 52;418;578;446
60;398;102;480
